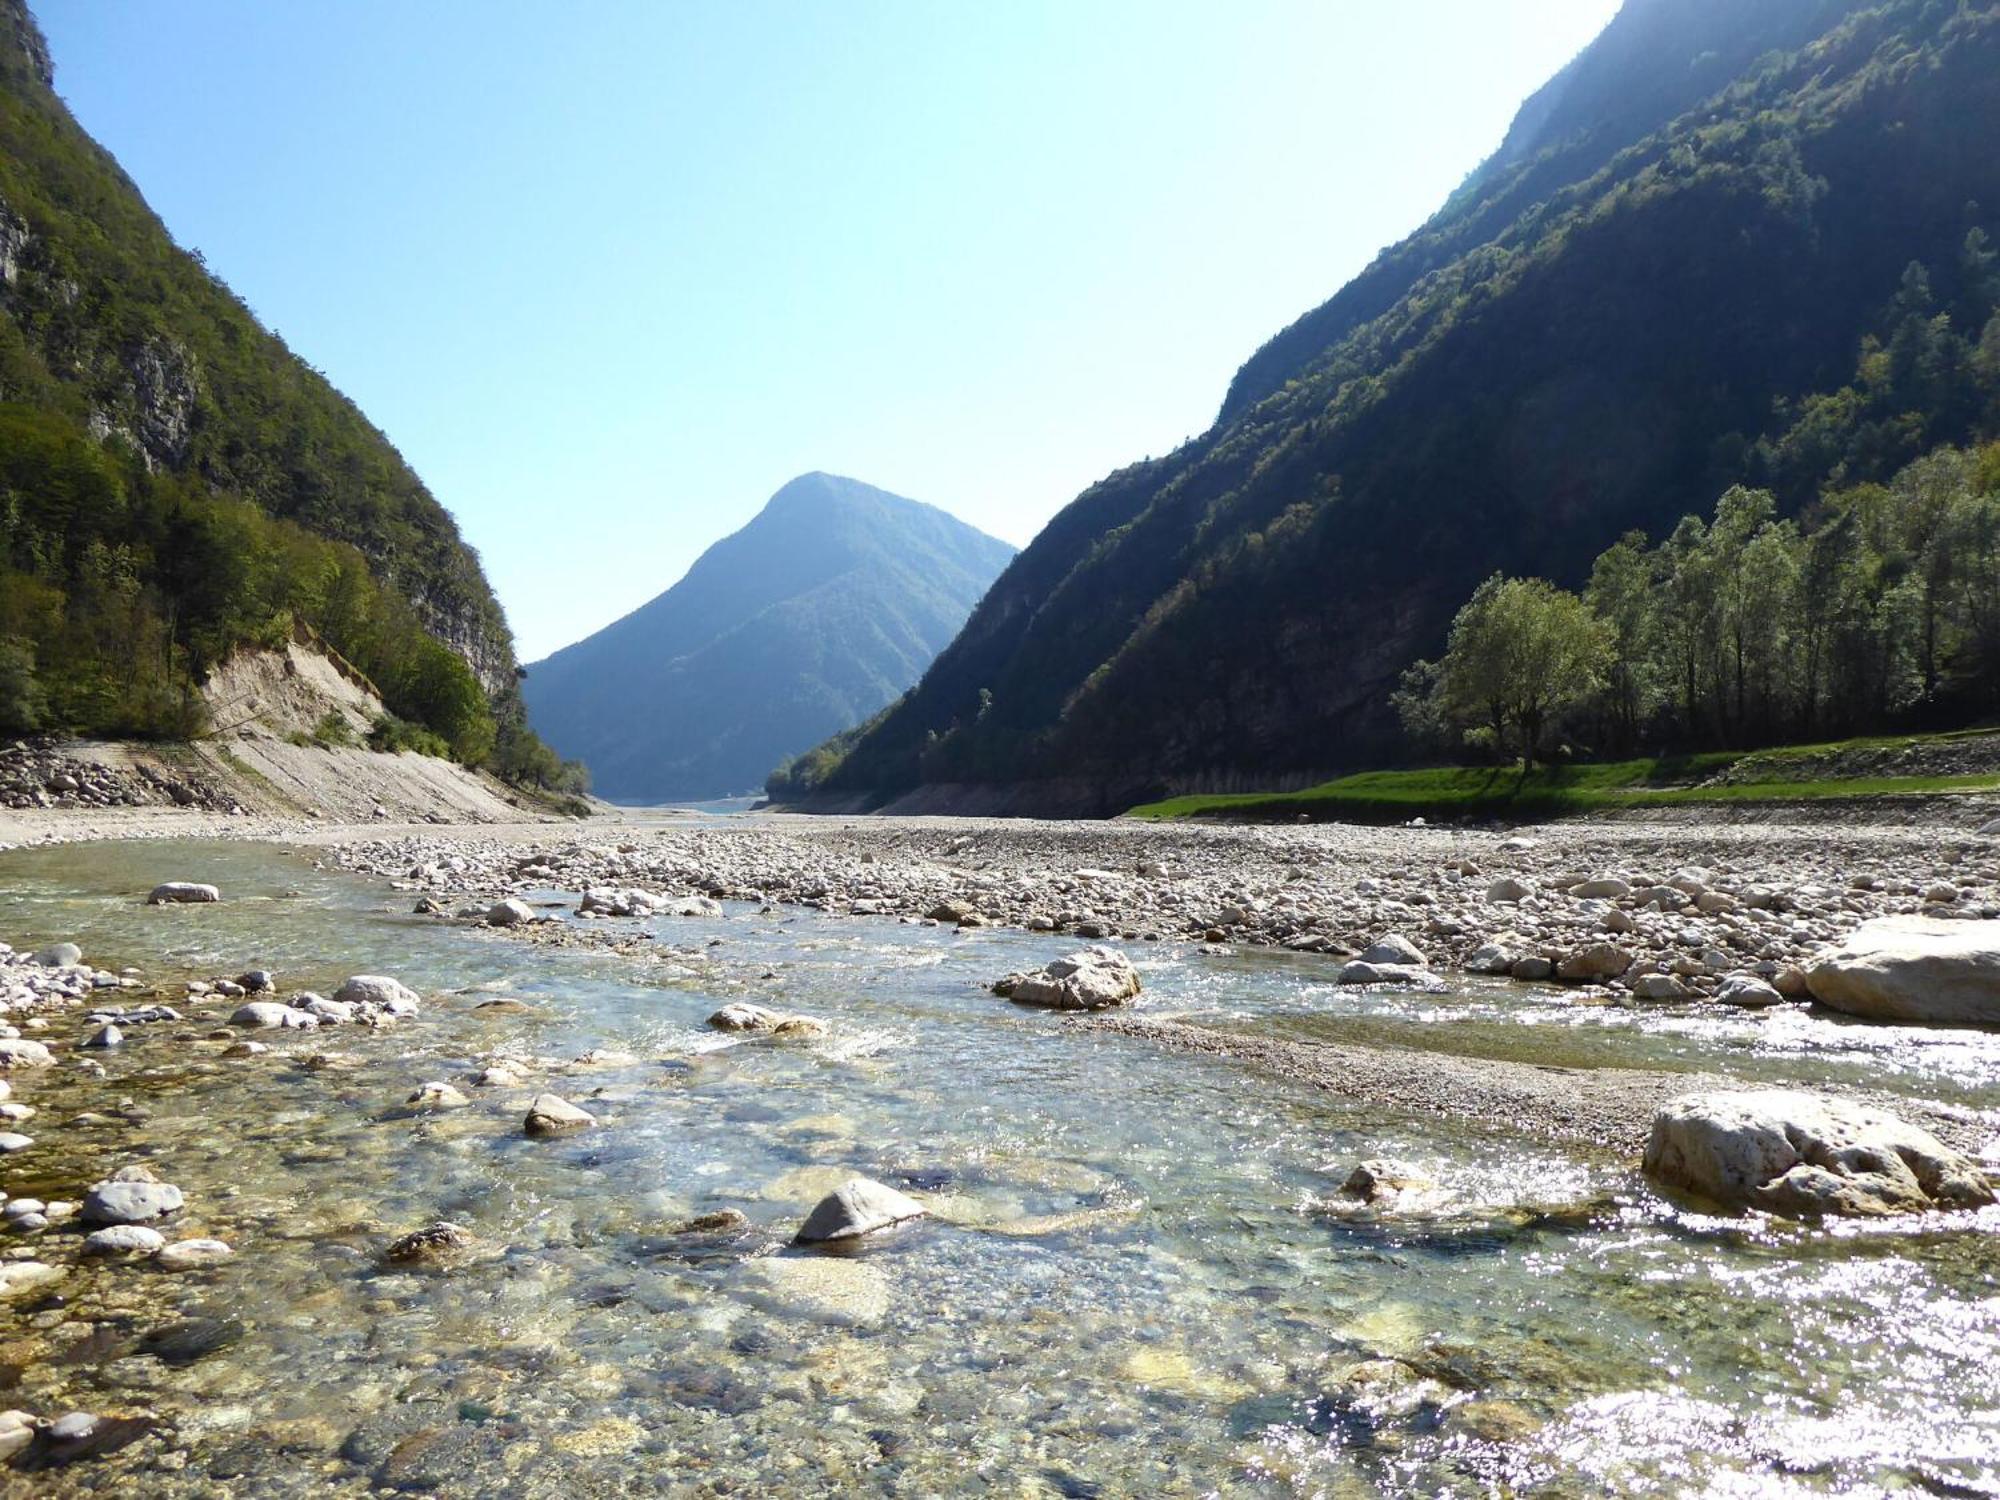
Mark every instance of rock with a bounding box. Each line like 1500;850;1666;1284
383;1221;476;1267
1336;961;1437;987
1360;934;1427;967
1715;974;1785;1009
1805;916;2000;1024
81;1179;184;1225
994;947;1143;1011
228;1002;318;1030
665;896;724;917
147;882;220;905
668;1208;750;1236
1568;878;1631;900
1556;943;1633;983
153;1238;233;1271
0;1262;61;1297
0;1410;31;1462
470;1062;527;1087
235;970;275;993
0;1133;31;1154
1509;956;1554;981
1643;1089;1995;1217
406;1081;469;1111
298;996;356;1025
1628;973;1691;1002
29;942;81;967
333;975;421;1013
795;1177;928;1243
524;1093;596;1136
486;898;535;928
0;1040;54;1069
1340;1160;1436;1205
83;1024;122;1048
82;1224;165;1256
1484;877;1533;904
707;1002;827;1036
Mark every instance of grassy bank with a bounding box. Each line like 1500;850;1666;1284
1125;733;2000;822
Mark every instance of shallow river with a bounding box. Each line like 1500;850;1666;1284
1;838;1997;1496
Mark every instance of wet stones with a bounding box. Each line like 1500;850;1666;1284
153;1238;233;1271
707;1002;827;1037
485;898;535;928
0;1039;53;1069
83;1023;122;1048
406;1081;469;1111
1340;1160;1438;1207
29;942;80;967
383;1221;477;1267
0;1132;31;1154
146;882;219;905
668;1208;750;1236
1644;1089;1995;1217
795;1176;927;1244
524;1092;597;1136
992;947;1142;1011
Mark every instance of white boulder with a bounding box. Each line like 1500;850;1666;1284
1643;1089;1994;1217
993;947;1142;1011
1806;917;2000;1024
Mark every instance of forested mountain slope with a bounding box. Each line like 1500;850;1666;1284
522;473;1014;802
816;0;2000;812
0;0;553;775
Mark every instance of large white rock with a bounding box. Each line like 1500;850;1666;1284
1806;917;2000;1024
147;882;220;905
486;898;535;928
795;1176;927;1243
994;947;1143;1011
1643;1089;1994;1217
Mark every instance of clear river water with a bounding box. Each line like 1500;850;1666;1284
1;837;1996;1496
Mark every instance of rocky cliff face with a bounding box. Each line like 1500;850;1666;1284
0;0;517;695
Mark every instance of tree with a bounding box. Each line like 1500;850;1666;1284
1403;575;1615;768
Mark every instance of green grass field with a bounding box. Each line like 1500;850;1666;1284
1125;732;2000;822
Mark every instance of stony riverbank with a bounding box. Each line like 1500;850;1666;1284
329;809;2000;1010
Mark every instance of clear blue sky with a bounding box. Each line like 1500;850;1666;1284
37;0;1618;661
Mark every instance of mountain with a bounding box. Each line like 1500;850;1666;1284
521;473;1015;802
812;0;2000;814
0;1;563;778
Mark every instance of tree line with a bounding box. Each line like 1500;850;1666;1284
1399;439;2000;766
0;402;586;794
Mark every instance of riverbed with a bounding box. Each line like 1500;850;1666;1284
1;835;1997;1495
